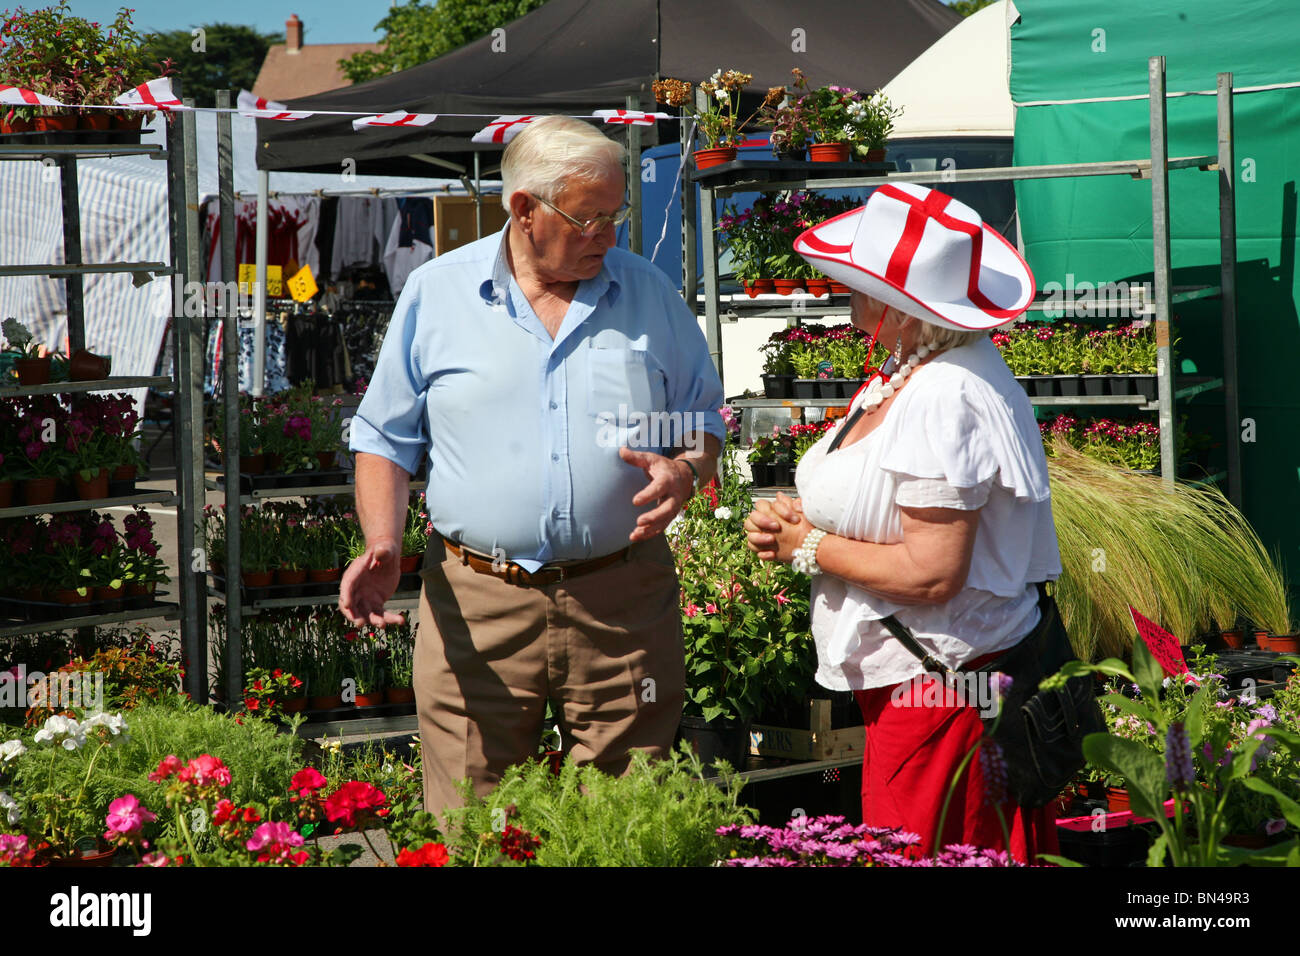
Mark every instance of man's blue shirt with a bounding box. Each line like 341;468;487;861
350;223;724;569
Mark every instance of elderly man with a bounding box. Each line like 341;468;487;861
340;115;724;816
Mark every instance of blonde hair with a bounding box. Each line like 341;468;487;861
916;321;990;351
499;115;626;213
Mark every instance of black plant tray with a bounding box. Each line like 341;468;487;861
0;127;145;147
1211;650;1296;689
689;158;896;187
214;469;354;494
0;593;166;623
209;571;422;604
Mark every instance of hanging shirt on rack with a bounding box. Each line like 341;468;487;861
382;198;435;297
331;197;399;275
204;197;322;283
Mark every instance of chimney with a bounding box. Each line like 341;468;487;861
286;14;302;53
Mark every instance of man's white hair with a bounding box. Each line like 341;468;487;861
499;115;626;213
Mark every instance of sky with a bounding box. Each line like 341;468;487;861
63;1;401;44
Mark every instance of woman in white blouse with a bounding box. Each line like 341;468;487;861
744;183;1062;862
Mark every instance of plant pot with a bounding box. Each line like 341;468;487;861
264;452;284;472
108;464;137;497
1219;628;1245;649
827;280;851;295
21;477;57;506
863;148;887;163
793;379;818;399
804;278;829;297
1251;629;1268;648
93;584;125;602
112;113;143;131
14;356;52;385
677;715;751;771
1030;376;1057;397
73;470;110;500
385;687;415;704
0;115;35;134
1108;376;1135;396
1259;633;1300;654
275;568;307;586
809;142;849;162
761;373;791;399
399;554;420;573
241;570;274;588
1053;375;1082;397
749;462;772;487
308;567;342;583
310;694;345;711
749;278;774;297
48;846;117;867
1106;787;1131;814
1133;375;1158;403
239;454;266;475
0;480;12;509
693;146;737;170
67;348;110;381
355;691;384;708
769;462;793;486
1082;374;1108;397
773;278;803;295
315;451;336;471
35;113;78;133
773;147;806;162
54;588;92;606
282;697;308;714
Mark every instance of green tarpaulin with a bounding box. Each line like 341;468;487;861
1010;0;1300;618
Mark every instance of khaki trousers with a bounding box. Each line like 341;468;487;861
414;534;685;818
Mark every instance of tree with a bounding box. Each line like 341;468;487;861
141;23;282;107
339;0;550;83
948;0;998;16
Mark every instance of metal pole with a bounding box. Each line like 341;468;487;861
474;151;483;239
701;180;722;390
626;92;643;255
1216;73;1242;507
57;156;86;355
253;170;269;396
1148;57;1176;491
217;90;243;703
680;103;698;300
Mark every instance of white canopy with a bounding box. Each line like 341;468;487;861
882;0;1015;138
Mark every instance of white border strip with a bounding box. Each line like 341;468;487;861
1013;79;1300;108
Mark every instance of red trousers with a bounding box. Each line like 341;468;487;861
855;670;1059;865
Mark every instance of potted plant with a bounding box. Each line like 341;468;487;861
385;631;415;704
802;84;901;162
239;506;276;588
759;329;796;398
121;505;167;605
303;517;343;583
3;318;51;385
64;405;115;499
350;635;387;707
747;434;775;487
302;396;346;471
653;70;777;169
764;69;814;161
401;500;429;573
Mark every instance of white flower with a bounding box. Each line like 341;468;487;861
714;506;733;521
0;739;26;762
33;714;84;750
0;791;18;826
714;88;727;103
82;711;128;736
666;513;685;535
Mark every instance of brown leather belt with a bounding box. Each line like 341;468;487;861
440;535;631;587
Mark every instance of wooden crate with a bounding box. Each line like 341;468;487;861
749;698;865;761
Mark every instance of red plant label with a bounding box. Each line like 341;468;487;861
1129;605;1189;676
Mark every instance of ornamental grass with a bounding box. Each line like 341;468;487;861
1047;443;1290;661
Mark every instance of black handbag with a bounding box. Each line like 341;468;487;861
878;583;1106;809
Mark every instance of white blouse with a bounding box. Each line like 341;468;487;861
794;336;1062;691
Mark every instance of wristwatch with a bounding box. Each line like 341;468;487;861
679;458;700;496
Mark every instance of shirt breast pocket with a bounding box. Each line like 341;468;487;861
586;347;666;419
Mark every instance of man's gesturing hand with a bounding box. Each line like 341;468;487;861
621;446;694;542
339;538;407;627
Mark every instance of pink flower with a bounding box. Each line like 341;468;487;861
705;602;718;614
774;588;790;605
104;793;156;840
178;754;232;788
685;603;701;618
1265;818;1287;836
288;767;327;799
246;821;304;853
148;754;183;782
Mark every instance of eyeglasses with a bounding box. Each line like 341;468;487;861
532;193;632;237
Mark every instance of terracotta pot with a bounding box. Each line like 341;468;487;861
385;687;415;704
1259;633;1300;654
112;463;137;481
0;479;12;509
804;278;829;297
864;147;887;162
53;588;92;605
315;451;335;471
34;113;77;132
14;356;52;385
275;568;307;586
773;278;803;295
809;142;850;162
68;348;110;381
48;846;117;867
827;280;851;294
1220;629;1245;649
1;115;35;133
1106;787;1131;814
112;113;143;131
94;584;125;602
309;694;344;711
399;554;420;573
73;469;110;500
282;697;308;714
355;691;384;707
79;113;111;132
241;570;274;587
264;452;284;471
1252;629;1269;647
693;146;737;170
22;477;57;506
748;278;774;296
239;453;266;474
126;581;156;597
308;567;342;582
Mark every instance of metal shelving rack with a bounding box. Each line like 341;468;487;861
687;58;1242;503
0;114;205;693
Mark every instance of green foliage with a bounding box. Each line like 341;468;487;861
140;23;281;108
339;0;550;83
949;0;997;16
439;745;753;867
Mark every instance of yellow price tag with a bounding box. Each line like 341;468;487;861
286;264;318;303
237;264;283;297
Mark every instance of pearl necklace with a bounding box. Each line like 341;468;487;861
859;341;940;411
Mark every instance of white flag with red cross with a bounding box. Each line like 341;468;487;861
0;85;62;107
237;90;311;121
351;111;438;131
591;109;668;126
115;78;188;111
472;115;538;144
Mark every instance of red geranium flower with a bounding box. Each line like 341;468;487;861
397;842;449;867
